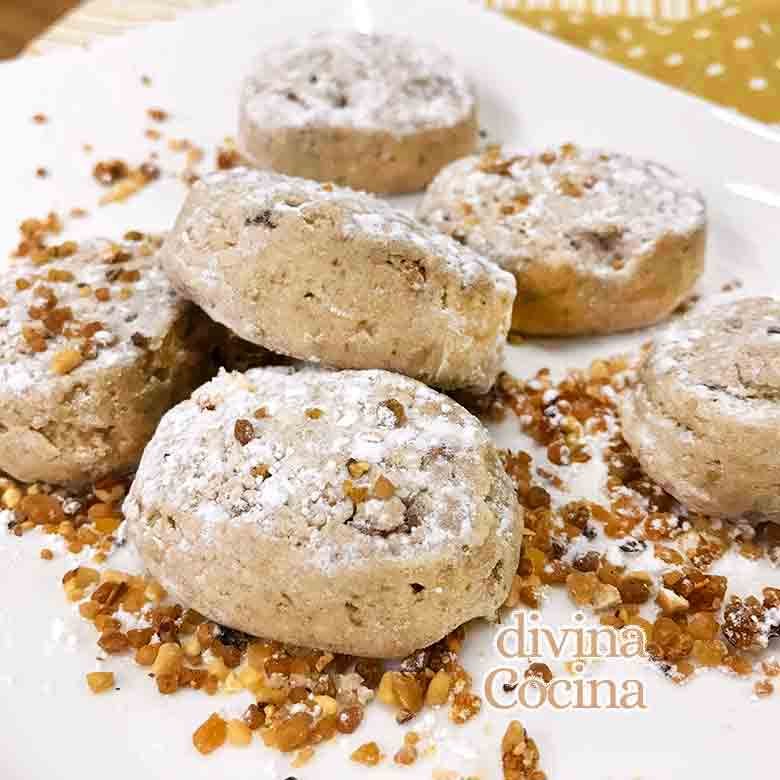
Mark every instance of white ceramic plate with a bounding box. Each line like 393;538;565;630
2;2;780;778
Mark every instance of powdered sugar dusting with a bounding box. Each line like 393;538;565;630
644;296;780;422
418;145;706;278
125;366;518;574
0;237;182;397
188;168;515;294
240;30;475;137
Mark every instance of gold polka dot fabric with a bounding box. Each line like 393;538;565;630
490;1;779;124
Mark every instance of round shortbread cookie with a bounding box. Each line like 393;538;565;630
124;366;523;658
238;30;478;194
161;168;516;393
621;297;780;521
0;237;216;485
417;144;707;335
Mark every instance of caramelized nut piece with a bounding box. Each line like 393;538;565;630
50;348;84;375
97;631;130;655
425;669;452;706
291;746;315;768
152;642;183;676
377;671;397;706
242;703;265;730
692;639;727;667
618;572;653;605
156;671;180;695
1;486;22;509
381;398;407;427
193;713;227;755
761;659;780;677
724;654;753;676
391;674;423;714
559;176;583;197
336;705;364;734
501;720;544;780
566;571;598;606
86;671;115;693
351;741;383;766
394;743;418;766
271;712;314;752
347;460;371;478
19;494;64;526
592;583;622;611
251;464;270;480
314;695;338;717
656;587;689;615
226;719;252;746
135;644;159;666
234;418;254;445
246;640;273;670
373;475;395;499
450;691;481;724
145;580;167;603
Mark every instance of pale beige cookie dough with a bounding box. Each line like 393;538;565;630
0;237;216;485
161;168;516;393
238;30;478;194
417;144;707;336
124;366;523;658
621;297;780;521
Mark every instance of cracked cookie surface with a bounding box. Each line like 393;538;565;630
124;365;523;657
